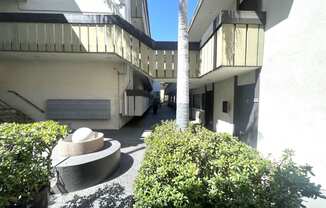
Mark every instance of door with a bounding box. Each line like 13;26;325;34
234;84;258;147
205;90;214;130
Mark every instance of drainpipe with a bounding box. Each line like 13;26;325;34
117;63;131;128
117;68;121;128
236;0;240;10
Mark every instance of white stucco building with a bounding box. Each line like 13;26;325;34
0;0;153;129
0;0;325;206
183;0;326;207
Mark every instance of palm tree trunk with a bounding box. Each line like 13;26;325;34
176;0;189;130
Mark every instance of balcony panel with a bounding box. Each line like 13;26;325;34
156;50;164;77
114;25;123;56
148;49;156;77
257;25;265;66
234;24;247;66
80;25;89;52
97;25;106;53
123;30;132;62
140;42;149;73
221;24;235;67
246;24;259;66
165;50;173;71
200;36;215;76
106;25;114;53
190;50;200;78
131;35;139;66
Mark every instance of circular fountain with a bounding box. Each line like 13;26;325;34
51;128;121;193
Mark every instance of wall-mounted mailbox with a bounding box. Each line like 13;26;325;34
46;99;111;120
222;101;229;113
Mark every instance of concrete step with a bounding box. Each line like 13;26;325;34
0;110;33;123
0;109;17;115
0;100;33;123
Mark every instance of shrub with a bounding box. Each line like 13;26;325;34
134;121;324;208
0;121;69;207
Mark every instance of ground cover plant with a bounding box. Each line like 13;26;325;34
134;121;324;208
0;121;69;207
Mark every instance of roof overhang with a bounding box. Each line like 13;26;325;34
188;0;236;41
143;0;151;36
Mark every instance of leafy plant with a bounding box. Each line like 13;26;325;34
257;150;325;208
134;121;324;208
0;121;69;207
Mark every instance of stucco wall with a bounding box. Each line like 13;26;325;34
237;71;256;86
0;56;133;130
258;0;326;206
213;77;234;134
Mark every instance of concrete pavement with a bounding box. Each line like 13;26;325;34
49;105;175;208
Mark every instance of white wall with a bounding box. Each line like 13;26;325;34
134;96;150;116
0;0;150;34
213;77;234;134
0;0;126;15
258;0;326;206
0;56;133;130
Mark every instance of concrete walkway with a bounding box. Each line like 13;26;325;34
49;105;175;208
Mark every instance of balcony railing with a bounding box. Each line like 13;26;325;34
198;10;265;76
0;11;265;80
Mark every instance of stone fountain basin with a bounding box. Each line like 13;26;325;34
51;138;121;192
57;132;104;157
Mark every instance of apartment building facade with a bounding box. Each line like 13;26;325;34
0;0;153;130
186;0;326;207
0;0;325;206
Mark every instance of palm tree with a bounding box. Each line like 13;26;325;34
176;0;189;130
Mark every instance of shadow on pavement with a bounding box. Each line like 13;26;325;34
99;105;176;149
59;183;133;208
103;153;134;181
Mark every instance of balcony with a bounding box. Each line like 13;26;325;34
198;10;265;77
0;10;265;81
0;13;199;80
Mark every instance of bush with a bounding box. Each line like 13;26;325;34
0;121;69;207
134;121;324;208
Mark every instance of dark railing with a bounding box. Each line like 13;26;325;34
0;98;12;109
8;90;45;114
0;97;33;122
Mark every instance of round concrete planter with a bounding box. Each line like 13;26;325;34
52;139;121;192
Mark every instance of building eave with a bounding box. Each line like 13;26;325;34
188;0;237;42
143;0;151;37
188;0;204;33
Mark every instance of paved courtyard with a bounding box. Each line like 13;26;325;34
49;105;175;208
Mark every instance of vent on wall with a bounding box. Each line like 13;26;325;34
222;101;229;113
46;99;111;120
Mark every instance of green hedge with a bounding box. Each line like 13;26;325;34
0;121;69;207
134;121;324;208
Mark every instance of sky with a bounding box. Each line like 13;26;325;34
148;0;198;41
